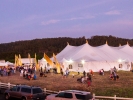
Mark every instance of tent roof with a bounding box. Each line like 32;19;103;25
21;58;35;64
6;61;14;65
97;44;133;62
0;60;5;63
119;44;133;56
39;58;46;62
55;43;133;62
0;62;8;66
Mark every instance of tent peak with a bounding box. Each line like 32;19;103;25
67;42;69;45
86;40;89;44
127;41;129;45
106;40;108;45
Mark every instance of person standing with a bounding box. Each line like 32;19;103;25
87;74;92;87
40;67;43;72
112;71;117;81
90;69;94;76
83;71;86;77
113;66;117;72
34;74;37;80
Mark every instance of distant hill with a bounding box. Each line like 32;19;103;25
0;35;133;62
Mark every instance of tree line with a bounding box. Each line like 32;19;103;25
0;35;133;62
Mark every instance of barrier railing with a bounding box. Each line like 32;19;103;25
0;82;133;100
0;82;15;89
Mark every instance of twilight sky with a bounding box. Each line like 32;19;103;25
0;0;133;43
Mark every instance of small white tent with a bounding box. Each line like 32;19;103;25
38;58;47;69
0;62;8;66
6;61;14;66
38;58;53;71
21;58;35;65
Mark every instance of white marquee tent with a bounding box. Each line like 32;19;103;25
54;43;133;72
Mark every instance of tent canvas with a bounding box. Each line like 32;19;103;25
55;43;133;72
38;58;52;71
21;58;35;64
0;62;8;66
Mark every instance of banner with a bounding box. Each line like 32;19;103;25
44;53;54;67
28;53;31;66
18;54;22;66
15;54;19;66
53;53;60;73
35;53;39;71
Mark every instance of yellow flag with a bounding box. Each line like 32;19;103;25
15;54;17;67
35;53;36;59
53;53;57;63
44;53;54;67
53;53;60;73
16;55;19;66
18;54;22;66
34;53;39;71
28;53;31;65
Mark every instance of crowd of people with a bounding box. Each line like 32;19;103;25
0;64;121;87
31;65;120;86
19;65;37;80
109;67;119;81
98;67;119;81
0;66;16;76
77;70;93;87
39;66;50;77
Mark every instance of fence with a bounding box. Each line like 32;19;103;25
0;82;133;100
0;82;15;89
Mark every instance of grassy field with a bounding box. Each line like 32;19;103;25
0;70;133;98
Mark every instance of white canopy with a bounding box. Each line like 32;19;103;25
6;61;14;65
0;62;8;66
56;43;133;62
54;43;133;72
118;44;133;58
21;58;35;64
38;58;51;69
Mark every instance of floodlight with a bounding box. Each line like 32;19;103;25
69;59;73;63
118;59;122;63
81;60;85;64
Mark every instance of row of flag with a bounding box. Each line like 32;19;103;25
15;54;22;66
15;53;39;70
15;53;62;73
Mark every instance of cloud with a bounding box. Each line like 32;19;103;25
105;10;121;15
41;15;95;26
69;15;95;21
41;19;60;25
113;19;133;26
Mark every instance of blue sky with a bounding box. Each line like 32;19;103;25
0;0;133;43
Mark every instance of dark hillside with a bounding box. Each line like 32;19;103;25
0;35;133;62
